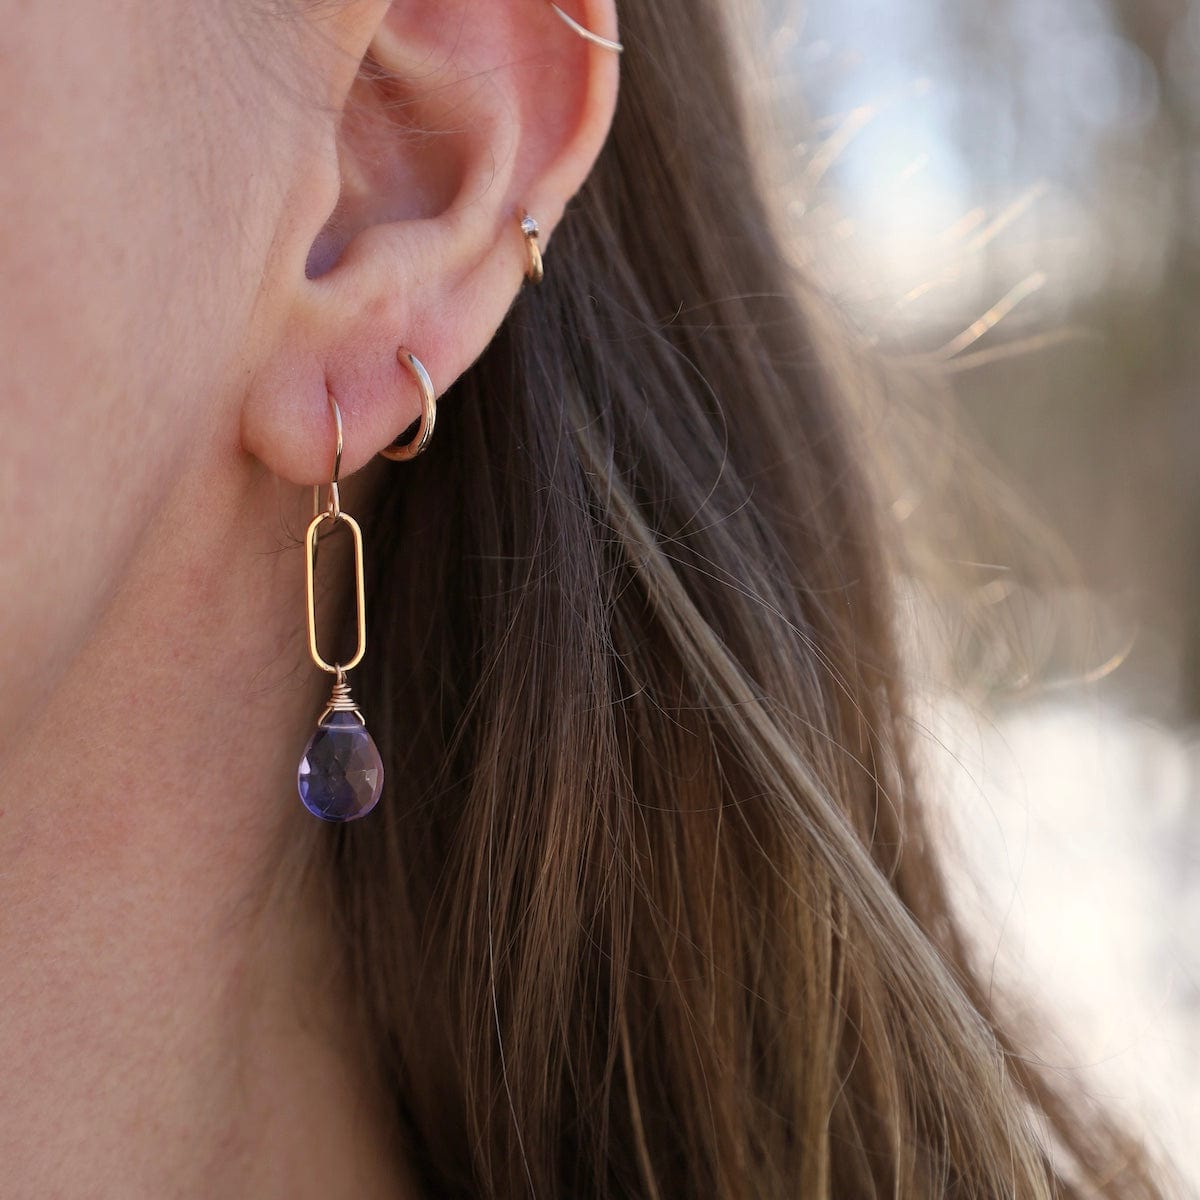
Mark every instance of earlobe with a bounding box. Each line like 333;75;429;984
241;0;619;490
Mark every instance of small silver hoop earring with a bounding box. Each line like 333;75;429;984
546;2;624;53
379;348;437;462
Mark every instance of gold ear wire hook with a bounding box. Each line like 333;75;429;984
313;392;344;520
304;390;366;678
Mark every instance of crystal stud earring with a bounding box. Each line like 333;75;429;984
520;210;544;284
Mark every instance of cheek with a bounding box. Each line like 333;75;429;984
0;2;315;703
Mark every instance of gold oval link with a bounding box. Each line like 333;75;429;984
304;508;367;675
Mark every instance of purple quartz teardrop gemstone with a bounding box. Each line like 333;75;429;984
297;711;385;822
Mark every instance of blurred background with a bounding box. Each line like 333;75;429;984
758;0;1200;1188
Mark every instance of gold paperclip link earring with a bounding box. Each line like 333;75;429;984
296;391;385;823
546;1;624;52
380;348;437;462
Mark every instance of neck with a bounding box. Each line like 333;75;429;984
0;444;412;1198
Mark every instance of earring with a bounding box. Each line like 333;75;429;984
379;348;437;461
520;211;544;285
296;392;385;823
546;2;624;52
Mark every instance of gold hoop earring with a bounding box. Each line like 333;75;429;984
297;392;385;823
546;2;623;52
380;348;437;461
520;211;544;285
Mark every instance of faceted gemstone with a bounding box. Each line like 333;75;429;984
297;711;384;822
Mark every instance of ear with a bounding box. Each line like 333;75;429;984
242;0;620;485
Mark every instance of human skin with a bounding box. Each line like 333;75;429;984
0;1;618;1195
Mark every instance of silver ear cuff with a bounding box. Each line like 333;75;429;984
546;2;624;53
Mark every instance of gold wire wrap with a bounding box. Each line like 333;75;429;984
317;671;365;725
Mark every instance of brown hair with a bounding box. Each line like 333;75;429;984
310;1;1169;1195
